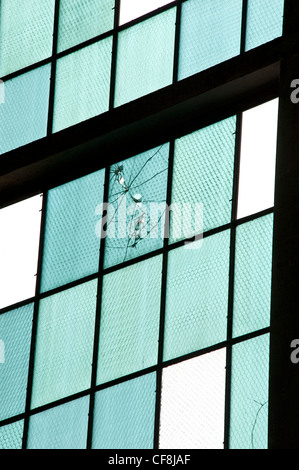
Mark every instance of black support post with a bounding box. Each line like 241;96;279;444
268;0;299;449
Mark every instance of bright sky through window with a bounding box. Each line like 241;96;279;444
119;0;173;24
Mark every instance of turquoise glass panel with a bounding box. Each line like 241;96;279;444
115;9;176;106
230;334;270;449
170;116;236;243
179;0;242;80
31;280;97;409
92;373;156;449
0;420;24;449
0;66;51;155
97;256;162;384
163;230;230;362
0;304;34;420
245;0;284;51
233;214;274;337
58;0;115;52
27;396;89;449
41;169;105;292
0;0;55;76
104;143;169;269
53;38;112;132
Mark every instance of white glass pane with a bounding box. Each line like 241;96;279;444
120;0;173;25
0;195;42;309
237;99;278;219
159;349;226;449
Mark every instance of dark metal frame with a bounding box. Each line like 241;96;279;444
0;0;297;451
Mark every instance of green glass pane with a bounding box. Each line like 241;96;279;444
230;334;270;449
245;0;284;51
0;420;24;450
0;0;55;76
163;230;230;362
27;396;89;449
115;9;176;107
31;280;97;409
160;349;226;449
97;256;162;384
53;38;112;132
104;143;169;269
58;0;115;52
170;116;236;243
0;66;51;155
178;0;242;80
233;214;274;338
41;169;105;293
92;373;156;449
0;304;34;421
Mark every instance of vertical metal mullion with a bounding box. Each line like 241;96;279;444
223;113;243;449
153;139;175;449
172;1;182;84
86;167;110;449
240;0;248;54
109;0;120;110
47;0;60;136
22;192;48;449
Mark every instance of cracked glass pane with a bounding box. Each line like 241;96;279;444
163;230;230;362
230;333;270;449
103;143;169;269
115;9;176;106
233;214;274;338
97;255;162;384
27;396;90;449
170;116;236;243
0;420;24;450
159;349;226;449
57;0;115;52
92;373;156;449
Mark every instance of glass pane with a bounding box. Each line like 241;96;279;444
120;0;173;24
115;9;176;106
27;396;89;449
0;195;42;309
0;66;51;155
0;304;34;421
92;373;156;449
58;0;115;52
104;143;169;269
178;0;242;80
245;0;285;51
53;38;112;132
31;280;97;409
237;99;278;219
230;334;270;449
0;0;55;76
97;256;162;384
0;420;24;450
170;116;236;243
159;349;226;449
233;214;274;338
163;230;230;362
41;169;105;292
